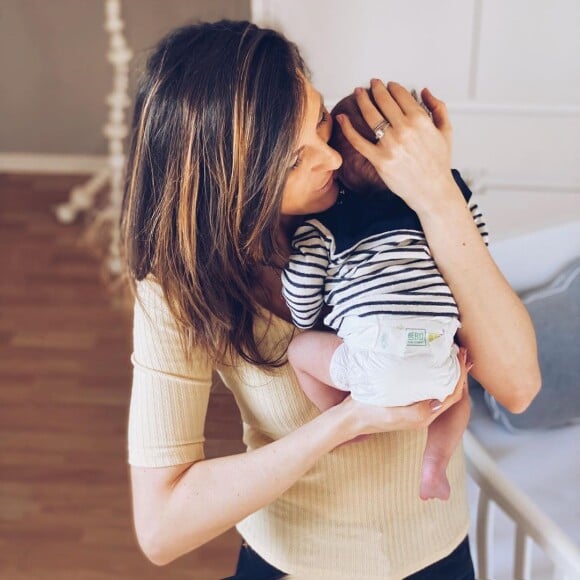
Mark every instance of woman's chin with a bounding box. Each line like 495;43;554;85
315;180;340;212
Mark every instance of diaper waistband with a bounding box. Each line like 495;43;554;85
339;314;461;335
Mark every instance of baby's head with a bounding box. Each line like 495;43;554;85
330;90;386;195
330;88;430;196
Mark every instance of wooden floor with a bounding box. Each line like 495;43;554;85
0;174;246;579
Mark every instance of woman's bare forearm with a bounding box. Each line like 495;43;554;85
147;402;355;565
417;183;541;412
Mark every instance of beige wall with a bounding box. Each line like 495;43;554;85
0;0;250;155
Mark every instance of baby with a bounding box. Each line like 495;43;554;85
282;88;487;501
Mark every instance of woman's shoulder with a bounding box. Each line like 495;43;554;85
135;274;294;373
133;274;215;378
133;273;172;327
136;272;162;298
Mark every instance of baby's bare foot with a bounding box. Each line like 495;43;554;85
420;457;451;501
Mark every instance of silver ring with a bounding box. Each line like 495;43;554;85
373;119;391;140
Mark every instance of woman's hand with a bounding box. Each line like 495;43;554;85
336;80;461;215
335;347;473;447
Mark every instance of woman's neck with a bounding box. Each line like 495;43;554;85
279;215;301;245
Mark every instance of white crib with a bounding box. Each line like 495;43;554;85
462;196;580;580
464;430;580;580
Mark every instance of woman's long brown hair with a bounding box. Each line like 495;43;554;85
120;20;306;368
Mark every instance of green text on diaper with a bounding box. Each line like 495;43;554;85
406;328;427;346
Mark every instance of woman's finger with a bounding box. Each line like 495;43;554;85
353;87;396;136
420;87;453;141
379;81;422;117
335;114;380;165
369;80;405;126
409;399;449;427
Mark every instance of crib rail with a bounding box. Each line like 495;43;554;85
464;430;580;580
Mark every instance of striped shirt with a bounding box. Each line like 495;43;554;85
282;169;489;332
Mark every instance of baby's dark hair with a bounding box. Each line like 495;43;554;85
329;90;385;195
330;88;431;196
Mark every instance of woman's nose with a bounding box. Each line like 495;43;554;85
319;144;342;172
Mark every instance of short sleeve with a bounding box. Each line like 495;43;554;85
451;168;490;246
468;193;490;246
127;276;213;467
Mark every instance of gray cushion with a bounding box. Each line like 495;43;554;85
470;257;580;432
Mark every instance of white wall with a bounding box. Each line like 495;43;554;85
0;0;250;156
252;0;580;247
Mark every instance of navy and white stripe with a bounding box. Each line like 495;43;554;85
282;170;489;331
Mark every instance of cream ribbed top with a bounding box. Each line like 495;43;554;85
127;275;470;579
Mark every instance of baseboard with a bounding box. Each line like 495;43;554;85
0;153;108;175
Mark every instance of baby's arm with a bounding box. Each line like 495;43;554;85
284;222;352;410
282;221;330;329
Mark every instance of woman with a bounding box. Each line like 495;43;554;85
121;20;540;579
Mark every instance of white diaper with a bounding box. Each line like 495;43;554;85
329;315;462;407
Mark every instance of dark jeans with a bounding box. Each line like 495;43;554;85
222;535;475;580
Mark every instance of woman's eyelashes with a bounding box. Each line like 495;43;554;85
291;154;303;170
290;110;329;170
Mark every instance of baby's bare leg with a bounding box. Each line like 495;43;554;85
287;331;347;412
420;390;471;501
